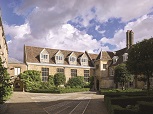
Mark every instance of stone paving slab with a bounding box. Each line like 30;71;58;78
3;91;108;114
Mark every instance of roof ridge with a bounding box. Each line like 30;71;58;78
25;45;97;55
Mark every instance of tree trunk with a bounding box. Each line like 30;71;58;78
122;82;125;90
115;82;118;89
135;75;138;88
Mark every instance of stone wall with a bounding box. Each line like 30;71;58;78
8;63;27;78
27;64;94;82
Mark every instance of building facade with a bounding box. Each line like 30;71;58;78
0;15;8;68
8;30;145;90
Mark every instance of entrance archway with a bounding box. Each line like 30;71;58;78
13;79;23;91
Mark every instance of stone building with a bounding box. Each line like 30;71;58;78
0;14;8;68
8;30;145;90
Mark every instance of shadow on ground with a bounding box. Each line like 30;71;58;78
4;98;108;114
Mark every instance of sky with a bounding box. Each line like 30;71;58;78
0;0;153;61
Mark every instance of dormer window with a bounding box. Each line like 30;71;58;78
70;56;76;62
81;57;88;66
69;52;77;65
123;53;128;62
41;54;48;59
55;55;64;64
55;50;64;64
112;56;118;64
40;49;49;63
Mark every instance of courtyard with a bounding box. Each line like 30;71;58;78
4;91;108;114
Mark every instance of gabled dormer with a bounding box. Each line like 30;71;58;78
80;53;88;66
123;53;128;62
40;48;49;63
112;56;118;64
55;50;64;64
68;52;77;65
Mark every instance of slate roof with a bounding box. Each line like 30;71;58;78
110;48;128;66
8;57;23;64
25;46;99;67
96;51;112;60
24;45;128;67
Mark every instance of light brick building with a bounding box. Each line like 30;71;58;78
0;15;8;68
8;30;145;90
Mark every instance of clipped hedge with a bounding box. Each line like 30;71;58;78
104;96;153;114
100;89;148;97
113;105;139;114
111;96;153;107
57;87;90;94
30;87;90;94
138;101;153;114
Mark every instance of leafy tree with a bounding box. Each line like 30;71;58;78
20;70;41;82
0;57;12;103
48;75;55;86
54;73;66;87
114;63;132;90
127;38;153;91
67;76;84;88
20;70;41;91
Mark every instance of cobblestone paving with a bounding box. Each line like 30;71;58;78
4;91;108;114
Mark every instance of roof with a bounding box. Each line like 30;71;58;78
96;51;112;61
8;57;23;64
25;46;99;67
110;48;128;66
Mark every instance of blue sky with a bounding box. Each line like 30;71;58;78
0;0;153;61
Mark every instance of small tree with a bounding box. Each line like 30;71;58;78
114;63;132;90
67;76;84;88
20;70;41;91
54;73;66;87
127;38;153;91
20;70;41;82
0;57;12;103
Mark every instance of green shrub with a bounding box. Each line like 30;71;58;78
66;76;84;88
111;96;153;107
113;105;138;114
138;101;153;114
0;57;13;103
20;70;41;82
48;75;54;86
100;89;147;97
104;96;114;114
20;70;41;91
57;87;90;93
104;96;153;114
54;73;66;87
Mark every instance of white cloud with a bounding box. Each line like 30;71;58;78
4;23;30;39
100;15;153;50
5;23;108;61
4;0;153;60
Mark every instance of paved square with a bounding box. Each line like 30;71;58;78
4;91;108;114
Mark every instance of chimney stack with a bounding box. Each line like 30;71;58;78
126;30;134;49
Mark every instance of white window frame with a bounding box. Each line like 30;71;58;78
81;57;88;66
55;55;64;64
14;67;21;76
123;53;128;62
42;68;49;82
84;70;90;82
112;56;118;64
40;49;49;63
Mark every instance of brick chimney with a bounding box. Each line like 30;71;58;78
126;30;134;49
